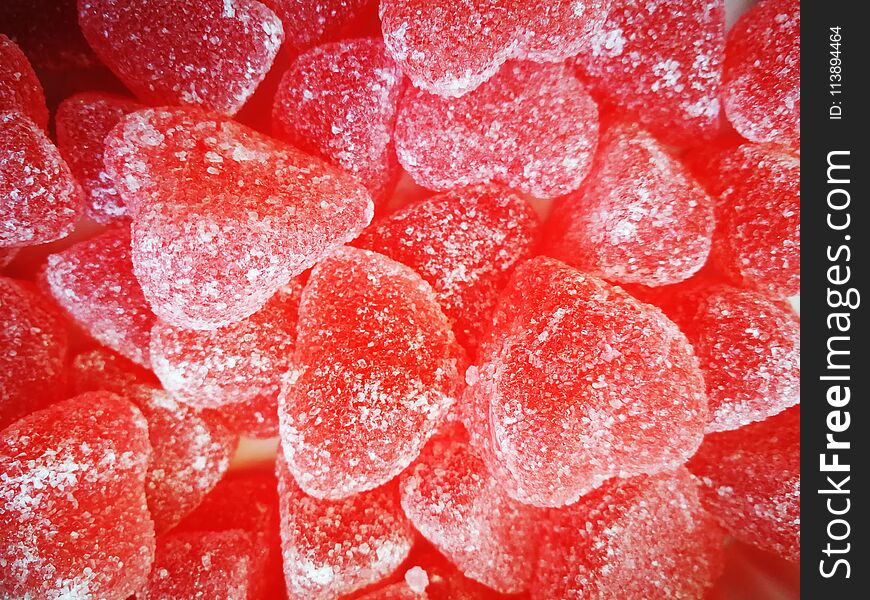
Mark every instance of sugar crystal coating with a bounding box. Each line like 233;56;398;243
571;0;725;145
356;184;540;353
69;348;239;533
44;226;155;366
176;469;285;599
78;0;284;115
533;469;725;599
276;454;415;598
262;0;372;56
399;436;539;593
0;392;155;600
545;122;715;286
380;0;608;97
0;276;68;429
0;111;83;247
280;246;463;498
273;38;403;204
141;530;260;600
55;92;144;223
0;0;97;69
688;406;800;562
151;279;301;411
104;106;374;330
649;282;800;432
464;256;708;507
0;34;49;129
724;0;800;148
688;142;800;298
395;62;599;199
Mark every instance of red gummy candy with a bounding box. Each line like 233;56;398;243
0;276;68;429
141;530;261;600
689;143;800;297
263;0;373;56
464;257;708;507
544;122;715;287
0;111;83;247
356;184;540;353
724;0;800;148
175;469;285;599
395;62;599;199
0;247;20;268
0;34;49;129
78;0;284;115
44;226;155;366
0;0;97;69
279;246;463;498
71;346;158;391
533;469;725;599
277;454;415;598
652;282;800;432
55;92;143;223
70;348;238;533
273;38;403;204
688;406;800;562
380;0;608;97
150;280;301;410
0;392;155;600
104;107;374;330
358;543;509;599
399;436;539;593
571;0;725;146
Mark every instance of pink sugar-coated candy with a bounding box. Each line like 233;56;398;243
355;184;540;354
151;279;301;412
216;394;281;439
688;406;800;562
262;0;373;56
279;246;463;499
723;0;800;148
276;454;415;598
687;142;800;298
533;469;725;599
0;111;83;247
55;92;144;223
463;256;708;507
380;0;608;98
0;34;49;129
141;530;261;600
399;436;539;593
648;281;800;432
78;0;284;115
103;107;374;330
571;0;725;146
394;62;599;200
273;38;403;204
175;469;285;599
44;226;155;367
0;276;68;429
70;348;238;533
0;392;155;600
0;0;97;69
544;122;715;287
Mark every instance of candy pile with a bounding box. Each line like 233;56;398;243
1;1;799;598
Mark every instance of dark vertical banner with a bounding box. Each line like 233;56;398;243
802;1;869;597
